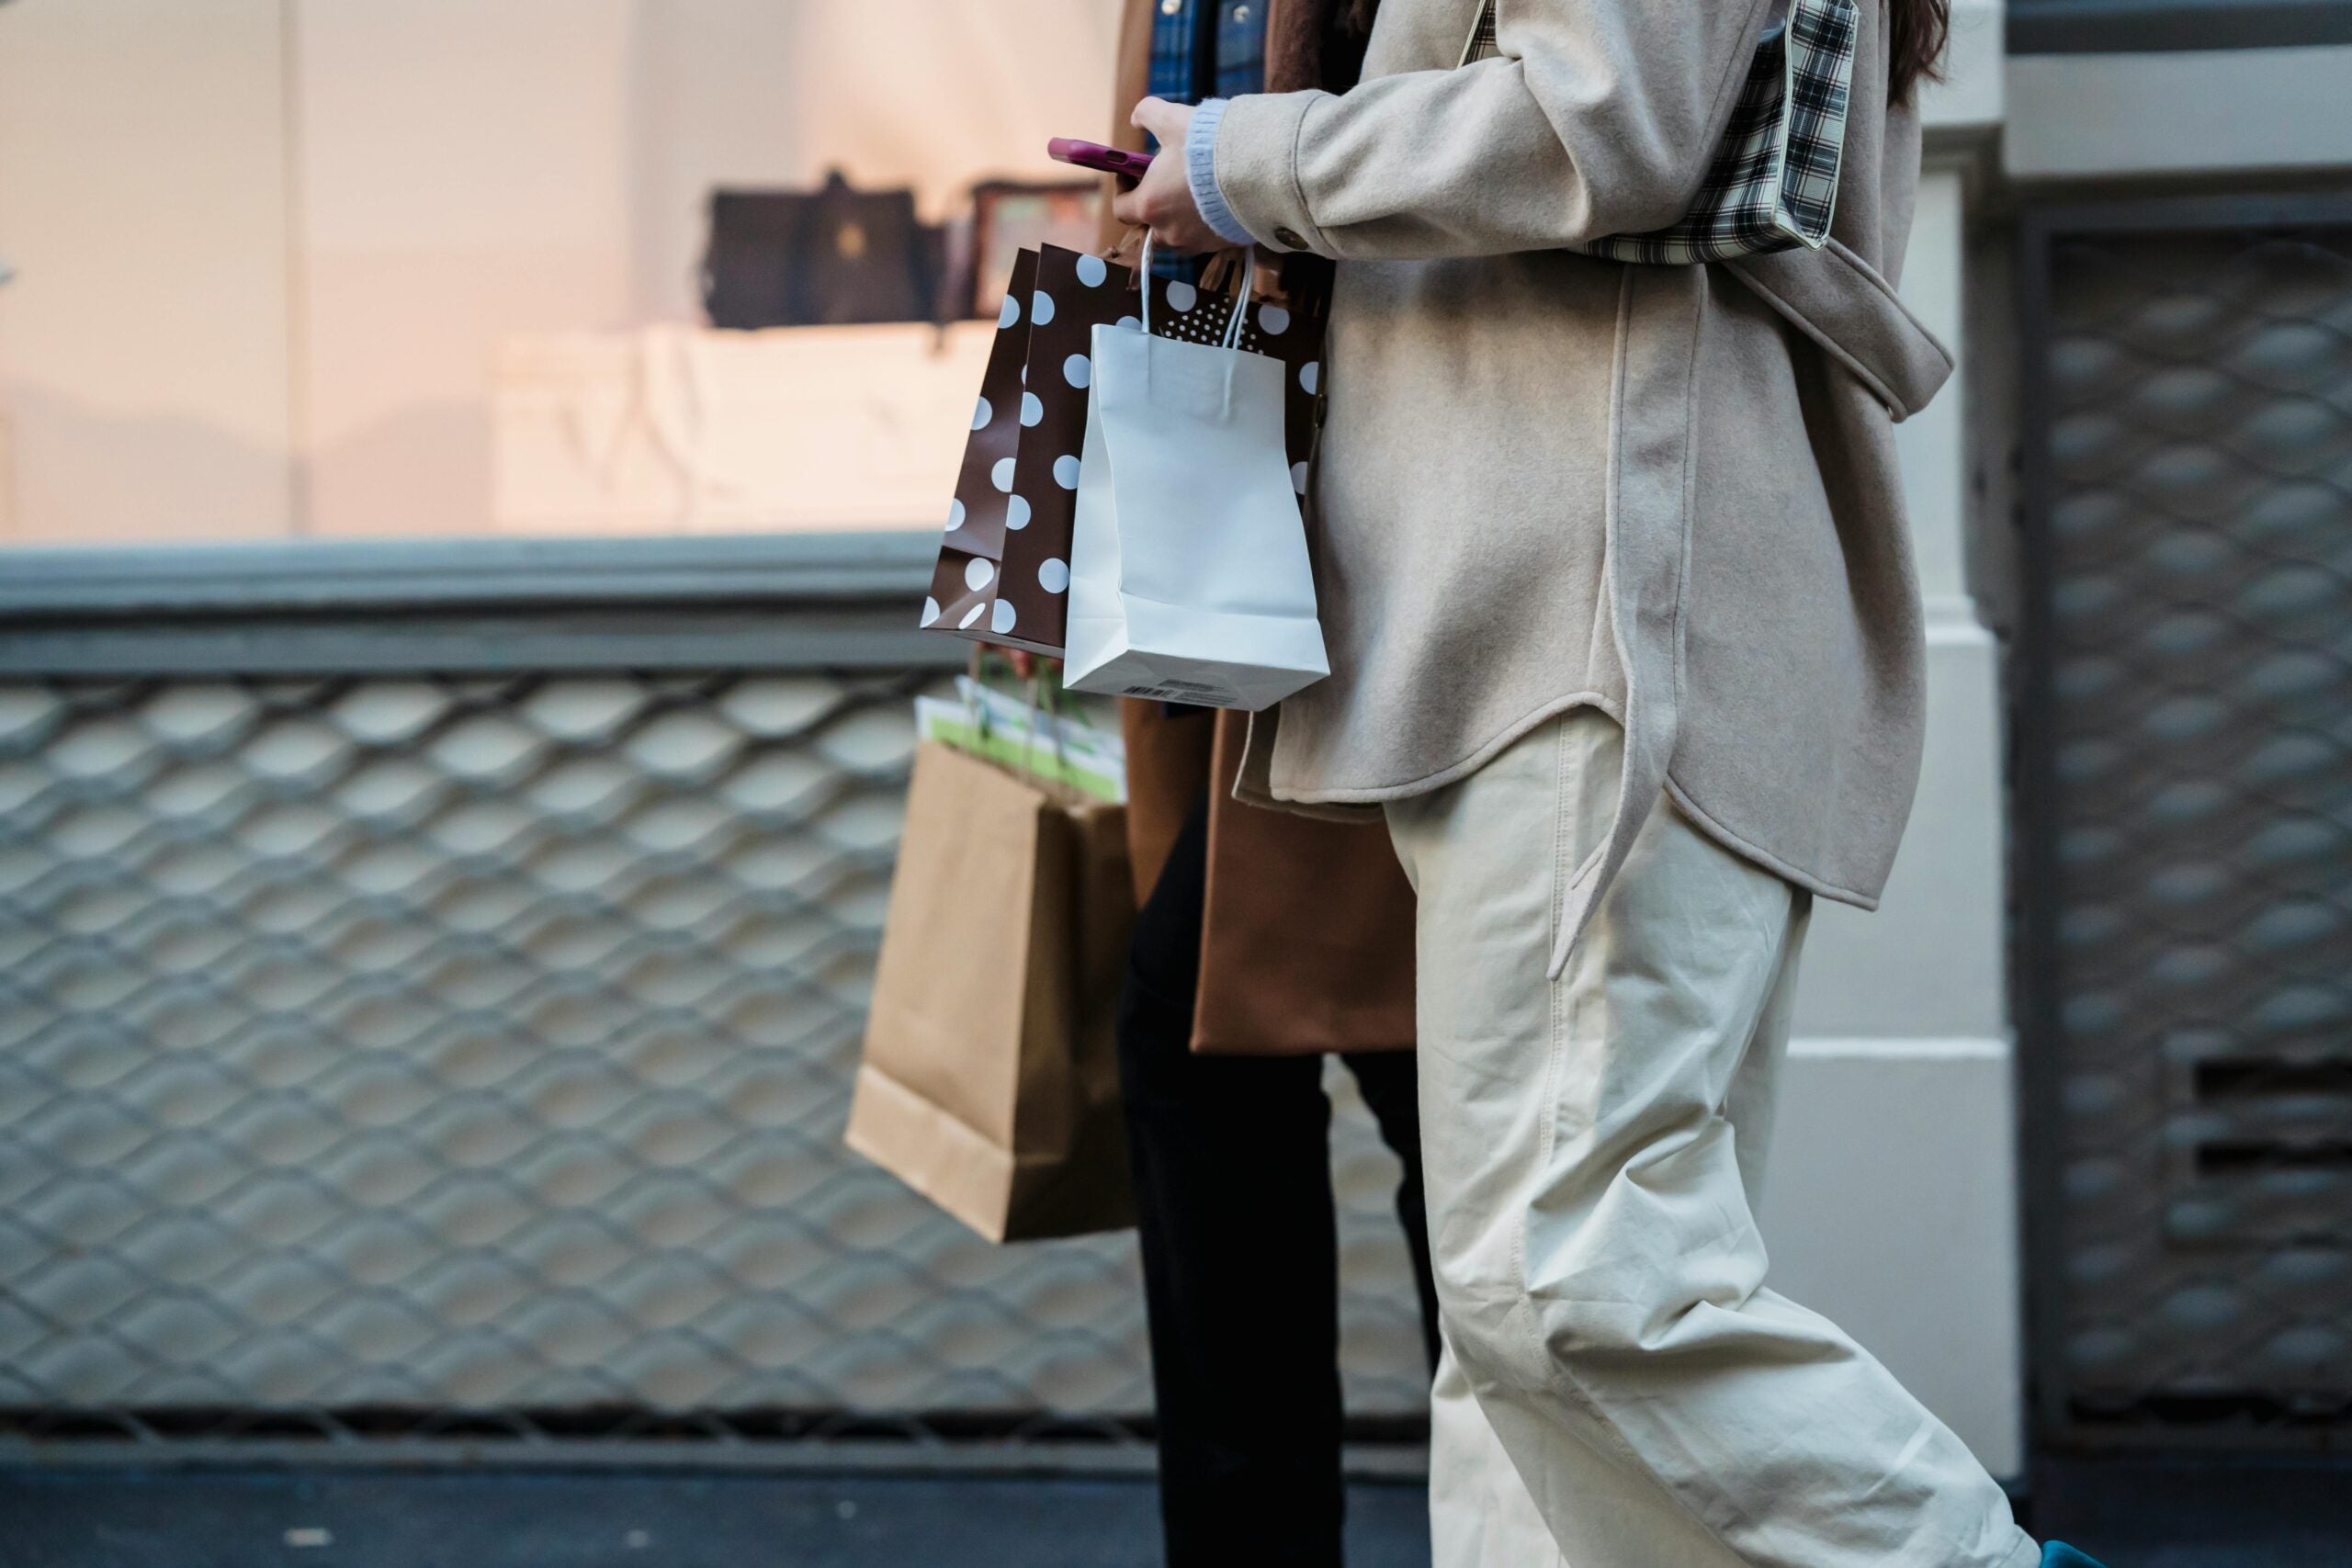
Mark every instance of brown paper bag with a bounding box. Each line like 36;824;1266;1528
1194;712;1417;1055
845;740;1135;1241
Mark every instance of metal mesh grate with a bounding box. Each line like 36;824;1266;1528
2028;217;2352;1443
0;670;1430;1449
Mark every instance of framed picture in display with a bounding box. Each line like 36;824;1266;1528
967;181;1104;320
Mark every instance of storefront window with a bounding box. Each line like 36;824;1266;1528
0;0;1124;547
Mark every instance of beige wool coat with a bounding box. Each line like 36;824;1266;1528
1209;0;1955;973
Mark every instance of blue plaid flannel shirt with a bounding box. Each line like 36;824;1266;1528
1145;1;1265;278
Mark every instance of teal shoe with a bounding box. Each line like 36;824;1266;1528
2044;1546;2109;1568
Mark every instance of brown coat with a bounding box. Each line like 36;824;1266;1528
1109;0;1418;1056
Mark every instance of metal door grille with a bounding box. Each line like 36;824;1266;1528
2020;197;2352;1447
0;665;1433;1452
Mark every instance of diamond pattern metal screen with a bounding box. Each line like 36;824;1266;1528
0;670;1430;1449
2026;213;2352;1444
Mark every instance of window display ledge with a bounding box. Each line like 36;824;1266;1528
0;531;952;677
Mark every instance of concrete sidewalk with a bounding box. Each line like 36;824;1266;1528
4;1460;2345;1567
0;1469;1433;1568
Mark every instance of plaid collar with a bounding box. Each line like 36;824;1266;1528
1460;0;1855;265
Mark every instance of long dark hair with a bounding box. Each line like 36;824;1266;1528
1887;0;1951;103
1340;0;1947;105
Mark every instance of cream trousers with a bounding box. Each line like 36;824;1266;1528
1385;709;2039;1568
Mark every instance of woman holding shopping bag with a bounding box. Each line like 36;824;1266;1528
1086;7;1442;1567
1116;2;2110;1566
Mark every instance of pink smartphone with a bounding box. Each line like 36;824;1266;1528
1048;137;1155;178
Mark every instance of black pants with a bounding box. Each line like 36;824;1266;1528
1117;789;1442;1568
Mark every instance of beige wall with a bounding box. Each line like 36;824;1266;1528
0;0;295;545
294;0;639;538
0;0;1125;545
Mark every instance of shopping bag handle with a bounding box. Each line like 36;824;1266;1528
1104;224;1147;264
1138;232;1255;352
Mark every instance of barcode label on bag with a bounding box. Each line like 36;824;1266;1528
1124;682;1238;706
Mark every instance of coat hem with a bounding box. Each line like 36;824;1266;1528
1246;702;1890;912
1662;774;1883;911
1256;690;1626;807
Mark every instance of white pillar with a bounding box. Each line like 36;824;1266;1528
1755;0;2025;1481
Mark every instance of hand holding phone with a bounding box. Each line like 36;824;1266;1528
1048;138;1155;179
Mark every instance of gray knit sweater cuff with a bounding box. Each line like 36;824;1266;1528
1185;98;1256;248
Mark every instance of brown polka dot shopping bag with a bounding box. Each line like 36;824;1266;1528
924;249;1043;644
922;244;1137;652
924;244;1328;661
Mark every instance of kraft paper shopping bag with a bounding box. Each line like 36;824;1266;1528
844;740;1134;1242
1062;249;1329;710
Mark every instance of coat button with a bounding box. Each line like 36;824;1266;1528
1273;226;1306;250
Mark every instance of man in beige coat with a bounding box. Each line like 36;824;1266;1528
1115;1;2102;1565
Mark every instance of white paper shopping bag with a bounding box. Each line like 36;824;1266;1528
1061;251;1329;712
